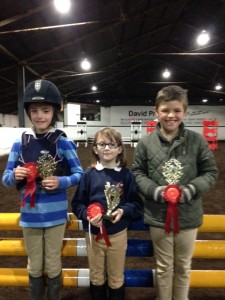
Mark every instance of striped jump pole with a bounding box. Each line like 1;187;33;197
1;238;225;259
1;213;225;232
0;213;84;231
1;213;225;289
1;268;225;288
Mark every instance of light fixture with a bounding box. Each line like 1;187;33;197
196;30;210;46
91;85;98;91
54;0;71;13
162;69;171;79
96;99;100;103
80;58;91;71
202;99;208;103
215;83;222;91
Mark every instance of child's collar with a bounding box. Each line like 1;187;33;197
25;126;56;137
95;161;121;172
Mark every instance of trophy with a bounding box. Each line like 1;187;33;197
162;158;183;186
103;182;123;220
162;158;183;233
36;151;57;179
20;151;57;207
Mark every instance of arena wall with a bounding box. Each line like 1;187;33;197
0;105;224;155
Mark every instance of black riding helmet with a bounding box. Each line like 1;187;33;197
23;79;62;112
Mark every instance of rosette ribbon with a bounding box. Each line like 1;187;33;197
87;202;111;247
163;184;182;234
20;162;39;208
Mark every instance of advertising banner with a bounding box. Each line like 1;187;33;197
110;106;225;127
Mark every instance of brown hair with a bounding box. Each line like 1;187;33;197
155;85;188;111
26;102;61;126
90;127;127;168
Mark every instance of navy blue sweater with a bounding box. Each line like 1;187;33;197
72;166;143;235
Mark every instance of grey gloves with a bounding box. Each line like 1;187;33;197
180;184;196;203
153;186;167;203
153;184;196;203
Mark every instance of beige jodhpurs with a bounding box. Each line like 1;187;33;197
150;227;198;300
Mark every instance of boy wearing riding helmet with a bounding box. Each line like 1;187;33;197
2;79;83;300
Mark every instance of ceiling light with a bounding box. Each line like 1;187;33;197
215;83;222;90
202;99;208;103
196;30;210;46
54;0;71;13
162;69;171;79
96;99;100;103
91;85;98;91
81;58;91;71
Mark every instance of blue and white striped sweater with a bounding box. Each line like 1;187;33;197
2;132;83;228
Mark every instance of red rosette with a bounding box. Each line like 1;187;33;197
20;162;39;208
24;162;39;182
87;202;104;219
163;184;181;204
163;184;182;234
87;203;111;247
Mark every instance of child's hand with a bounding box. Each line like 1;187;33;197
42;176;59;190
88;213;103;228
14;166;29;181
111;208;124;224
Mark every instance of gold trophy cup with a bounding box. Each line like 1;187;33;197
103;182;122;220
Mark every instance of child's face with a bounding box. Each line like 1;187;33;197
93;135;122;167
28;103;54;133
155;100;186;135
